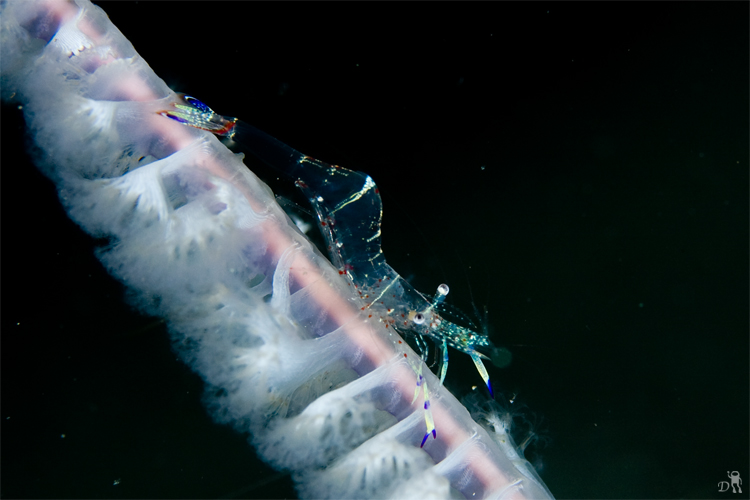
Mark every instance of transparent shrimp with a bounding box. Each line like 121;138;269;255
158;94;495;446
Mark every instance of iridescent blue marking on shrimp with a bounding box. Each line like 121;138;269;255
157;94;495;446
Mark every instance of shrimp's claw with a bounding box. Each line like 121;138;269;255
420;428;437;448
420;373;437;447
469;351;494;399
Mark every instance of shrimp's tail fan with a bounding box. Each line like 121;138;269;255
159;93;306;178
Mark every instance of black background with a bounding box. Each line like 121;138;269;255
2;2;748;499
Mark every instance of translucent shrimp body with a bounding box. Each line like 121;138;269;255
160;95;496;445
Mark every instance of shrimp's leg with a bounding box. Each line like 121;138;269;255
438;339;449;385
411;362;424;404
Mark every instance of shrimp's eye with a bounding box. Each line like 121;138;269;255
413;313;426;325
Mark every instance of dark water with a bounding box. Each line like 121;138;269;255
2;2;747;499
